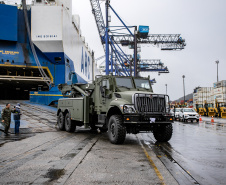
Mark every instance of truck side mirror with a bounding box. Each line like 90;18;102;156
102;80;107;88
100;86;105;98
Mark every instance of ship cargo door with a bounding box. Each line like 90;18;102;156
0;66;51;100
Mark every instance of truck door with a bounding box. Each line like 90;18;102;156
100;79;110;104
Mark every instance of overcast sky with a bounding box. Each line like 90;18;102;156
73;0;226;100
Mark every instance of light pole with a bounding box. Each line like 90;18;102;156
165;84;167;95
182;75;185;107
215;60;219;82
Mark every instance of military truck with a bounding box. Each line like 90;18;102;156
57;75;173;144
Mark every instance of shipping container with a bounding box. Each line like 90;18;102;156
213;80;226;89
213;87;226;95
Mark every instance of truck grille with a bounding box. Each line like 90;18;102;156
133;94;167;113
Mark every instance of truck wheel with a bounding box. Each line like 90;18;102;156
108;115;126;144
65;113;76;133
153;123;173;142
58;112;65;131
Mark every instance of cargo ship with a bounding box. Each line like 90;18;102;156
0;0;99;105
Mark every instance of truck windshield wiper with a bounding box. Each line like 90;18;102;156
118;85;130;89
138;87;149;90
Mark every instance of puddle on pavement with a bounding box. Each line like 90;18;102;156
64;153;77;158
44;169;65;182
0;128;36;147
199;121;226;132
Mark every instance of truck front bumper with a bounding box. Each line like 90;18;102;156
123;114;173;124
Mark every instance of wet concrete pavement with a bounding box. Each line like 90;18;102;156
0;101;176;185
142;120;226;185
0;101;226;184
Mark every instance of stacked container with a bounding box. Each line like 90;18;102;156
193;87;213;107
193;81;226;108
213;80;226;104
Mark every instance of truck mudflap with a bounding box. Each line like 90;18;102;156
122;114;174;124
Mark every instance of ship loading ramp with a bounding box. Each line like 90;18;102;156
0;65;52;100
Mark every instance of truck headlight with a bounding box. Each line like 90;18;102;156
121;105;136;113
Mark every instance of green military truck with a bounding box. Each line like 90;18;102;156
57;75;173;144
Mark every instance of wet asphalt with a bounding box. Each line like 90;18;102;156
0;101;226;184
141;119;226;185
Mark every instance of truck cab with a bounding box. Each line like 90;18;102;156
204;102;215;117
195;104;204;116
215;101;226;118
57;75;173;144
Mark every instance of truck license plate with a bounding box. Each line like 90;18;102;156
150;118;156;123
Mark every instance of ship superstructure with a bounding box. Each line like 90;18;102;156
0;0;98;104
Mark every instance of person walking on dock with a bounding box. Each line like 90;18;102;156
14;103;22;134
2;103;15;136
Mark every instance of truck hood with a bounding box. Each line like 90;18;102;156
116;91;154;104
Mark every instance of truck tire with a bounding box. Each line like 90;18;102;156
65;112;76;133
153;123;173;142
108;115;126;144
57;112;65;131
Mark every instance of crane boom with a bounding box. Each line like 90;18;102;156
90;0;105;44
99;59;169;73
111;34;185;50
90;0;186;76
138;59;169;72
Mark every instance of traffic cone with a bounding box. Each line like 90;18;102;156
211;116;214;123
199;115;202;122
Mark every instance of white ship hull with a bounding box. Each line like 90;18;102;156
31;0;98;84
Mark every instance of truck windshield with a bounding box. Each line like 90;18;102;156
208;104;213;107
134;79;151;89
197;104;203;108
115;77;133;88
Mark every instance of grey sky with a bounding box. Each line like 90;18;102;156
73;0;226;100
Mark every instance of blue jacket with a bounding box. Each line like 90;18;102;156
14;107;21;120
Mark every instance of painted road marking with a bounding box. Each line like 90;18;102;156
137;136;166;185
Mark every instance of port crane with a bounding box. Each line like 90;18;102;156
98;58;169;75
90;0;186;77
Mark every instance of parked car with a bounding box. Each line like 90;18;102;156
179;108;199;122
170;108;182;120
